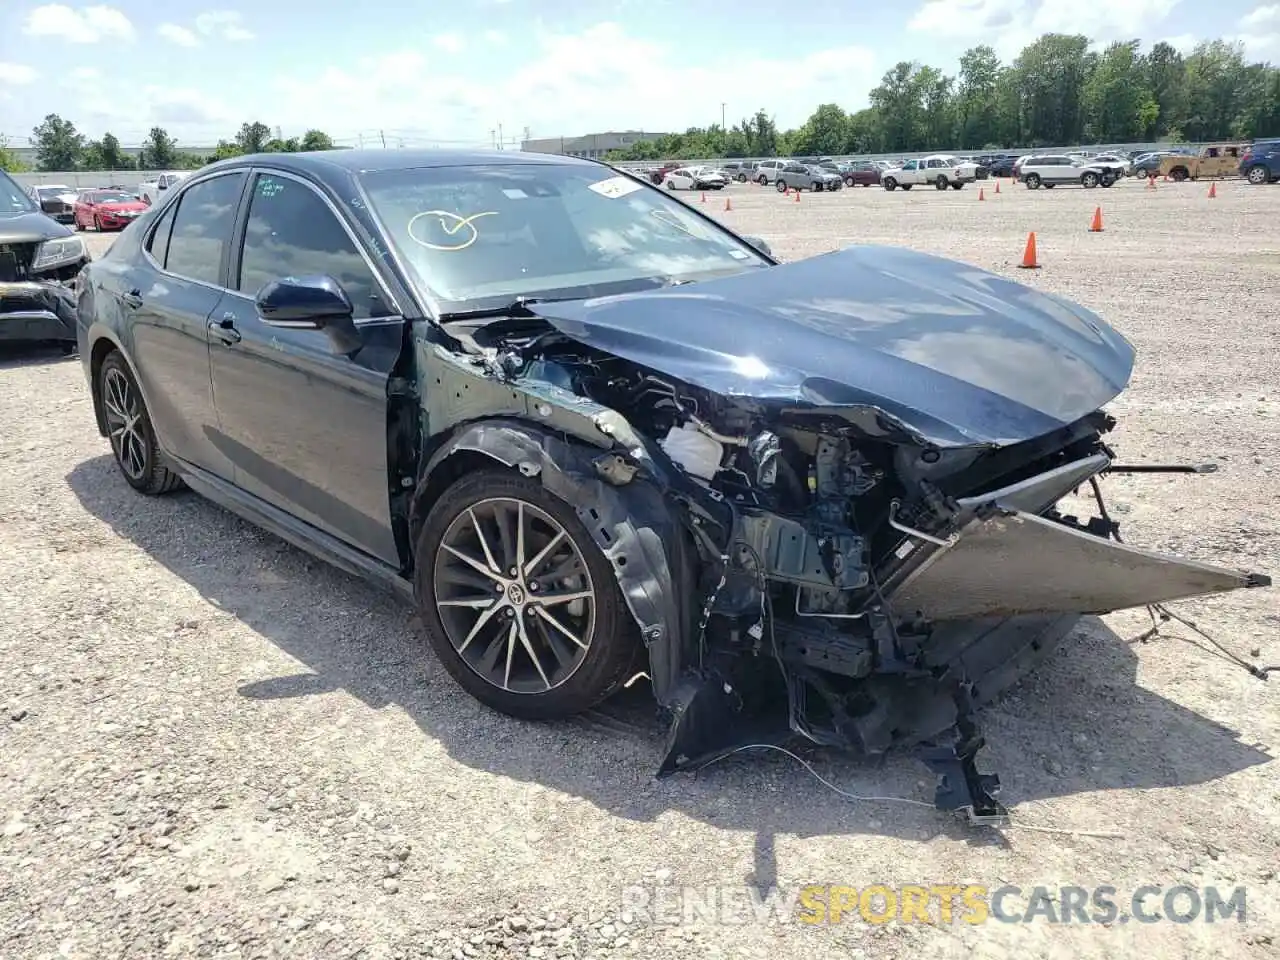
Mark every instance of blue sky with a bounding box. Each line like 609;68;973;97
1;0;1278;149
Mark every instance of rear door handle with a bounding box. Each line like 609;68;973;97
122;289;143;309
208;314;242;345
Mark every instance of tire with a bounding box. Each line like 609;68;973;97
935;175;949;190
665;180;675;190
776;179;788;193
414;469;640;721
901;184;913;190
950;182;963;190
1248;164;1270;185
1101;178;1114;188
1025;174;1041;189
1170;167;1189;182
844;176;855;187
883;178;897;191
75;218;84;232
97;351;184;495
1043;183;1055;189
757;175;768;186
735;174;746;183
1081;171;1098;188
94;214;102;231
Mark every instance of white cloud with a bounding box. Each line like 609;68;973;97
1241;3;1280;28
0;62;39;85
483;30;507;44
908;0;1180;58
432;33;465;53
22;4;135;43
1236;5;1280;59
194;10;254;42
269;22;878;145
1157;33;1199;53
158;23;200;46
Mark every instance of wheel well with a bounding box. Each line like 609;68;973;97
408;449;510;556
88;338;119;436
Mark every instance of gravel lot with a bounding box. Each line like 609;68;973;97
2;177;1278;960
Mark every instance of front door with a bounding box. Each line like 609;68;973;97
206;170;405;566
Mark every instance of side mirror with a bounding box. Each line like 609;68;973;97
741;235;773;259
255;274;361;353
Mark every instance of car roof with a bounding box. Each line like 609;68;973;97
205;148;598;177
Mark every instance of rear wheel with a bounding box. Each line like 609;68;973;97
935;175;949;190
950;182;963;190
901;183;913;191
415;469;639;720
97;352;184;495
1248;164;1270;185
1170;166;1189;182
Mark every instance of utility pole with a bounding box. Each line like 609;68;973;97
491;129;497;149
721;103;726;130
357;132;364;148
379;130;387;149
498;123;504;149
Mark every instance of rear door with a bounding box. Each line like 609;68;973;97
125;171;248;480
206;168;405;565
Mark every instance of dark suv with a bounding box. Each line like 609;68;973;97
1240;140;1280;184
0;168;90;349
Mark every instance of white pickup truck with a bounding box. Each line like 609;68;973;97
881;154;981;191
138;171;191;206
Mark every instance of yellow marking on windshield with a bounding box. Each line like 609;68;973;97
407;210;499;251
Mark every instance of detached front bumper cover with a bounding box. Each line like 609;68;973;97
0;278;79;342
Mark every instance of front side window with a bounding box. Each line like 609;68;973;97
237;173;390;319
165;173;246;286
360;162;769;311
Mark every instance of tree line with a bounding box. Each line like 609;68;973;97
0;118;338;172
604;35;1280;161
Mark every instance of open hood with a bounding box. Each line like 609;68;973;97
526;246;1136;449
0;211;72;243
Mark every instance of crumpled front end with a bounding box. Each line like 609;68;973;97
417;310;1270;825
0;241;84;343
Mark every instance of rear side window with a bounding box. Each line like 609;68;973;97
147;204;177;268
236;173;390;320
165;173;246;286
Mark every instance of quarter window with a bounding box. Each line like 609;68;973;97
237;173;390;320
147;204;177;268
165;173;246;286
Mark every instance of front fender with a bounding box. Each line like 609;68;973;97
417;419;700;705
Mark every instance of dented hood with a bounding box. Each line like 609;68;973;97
527;246;1136;448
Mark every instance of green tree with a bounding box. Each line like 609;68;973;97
956;46;1002;148
790;104;849;157
31;114;85;170
83;131;131;170
137;127;180;169
234;121;273;154
1146;42;1188;137
870;62;925;150
299;129;335;151
0;136;28;172
1082;40;1157;141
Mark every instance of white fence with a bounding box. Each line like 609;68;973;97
6;170;153;190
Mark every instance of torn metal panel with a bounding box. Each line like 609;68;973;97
956;453;1111;514
888;507;1267;621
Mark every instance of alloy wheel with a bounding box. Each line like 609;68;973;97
102;367;147;481
433;497;596;695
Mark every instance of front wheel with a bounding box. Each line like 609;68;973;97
776;179;788;193
935;175;949;190
883;178;897;191
1081;171;1099;188
736;174;747;182
1248;165;1270;185
97;352;184;495
415;469;640;720
845;176;855;187
1025;174;1041;189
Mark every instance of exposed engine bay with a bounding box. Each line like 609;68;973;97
426;305;1270;826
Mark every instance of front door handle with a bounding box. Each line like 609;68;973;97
122;289;143;309
208;315;242;345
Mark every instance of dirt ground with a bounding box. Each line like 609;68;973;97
2;176;1278;960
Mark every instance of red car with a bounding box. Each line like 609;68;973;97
74;189;149;232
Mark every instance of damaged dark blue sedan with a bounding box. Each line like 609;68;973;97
74;150;1270;823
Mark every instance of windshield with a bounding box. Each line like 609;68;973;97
91;191;140;203
359;162;770;311
0;172;36;213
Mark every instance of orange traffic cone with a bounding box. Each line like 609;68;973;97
1089;206;1104;232
700;192;706;203
978;187;985;200
995;180;1001;194
1147;175;1156;190
724;196;732;211
1017;232;1040;269
1208;181;1217;198
794;188;800;203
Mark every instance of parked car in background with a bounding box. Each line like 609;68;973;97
663;166;728;191
27;184;79;224
74;189;149;232
0;168;88;349
1086;154;1132;177
1157;144;1246;181
754;159;787;185
1018;155;1118;189
773;163;842;193
1130;152;1167;178
880;155;975;191
1240;139;1280;184
138;171;192;206
721;160;757;182
841;160;883;187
